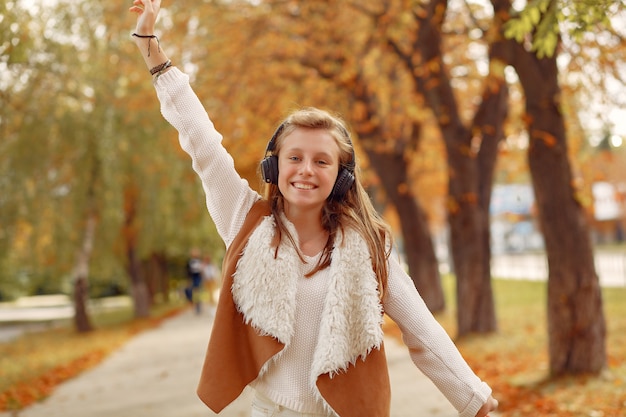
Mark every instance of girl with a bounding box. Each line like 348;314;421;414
130;1;499;416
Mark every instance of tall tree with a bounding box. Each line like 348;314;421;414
496;0;607;374
384;0;510;335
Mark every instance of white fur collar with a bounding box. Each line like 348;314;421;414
231;214;384;380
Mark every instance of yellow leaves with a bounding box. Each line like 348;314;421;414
446;192;479;215
351;101;369;122
488;58;507;82
13;219;33;254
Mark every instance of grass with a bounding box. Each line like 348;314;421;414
0;300;187;411
386;276;626;417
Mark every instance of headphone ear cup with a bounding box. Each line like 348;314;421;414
261;155;279;184
331;168;355;200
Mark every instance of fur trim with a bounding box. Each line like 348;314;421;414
310;226;384;382
232;215;298;344
232;214;384;386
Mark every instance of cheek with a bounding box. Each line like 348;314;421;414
276;160;292;188
325;168;340;185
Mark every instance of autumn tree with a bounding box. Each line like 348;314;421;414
495;0;614;374
0;0;224;323
168;0;447;310
373;0;511;335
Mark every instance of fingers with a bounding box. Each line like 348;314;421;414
129;0;161;15
129;0;161;34
475;396;498;417
490;397;499;411
129;0;144;14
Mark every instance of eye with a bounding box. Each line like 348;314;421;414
317;159;329;166
289;156;301;162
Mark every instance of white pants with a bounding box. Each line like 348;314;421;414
251;392;329;417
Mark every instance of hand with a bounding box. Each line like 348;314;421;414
129;0;161;35
475;395;498;417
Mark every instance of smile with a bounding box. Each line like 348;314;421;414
292;182;316;190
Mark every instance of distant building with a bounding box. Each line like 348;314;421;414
490;182;626;253
591;181;625;244
490;184;544;254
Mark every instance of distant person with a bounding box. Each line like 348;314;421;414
201;254;219;307
130;1;498;416
185;248;203;314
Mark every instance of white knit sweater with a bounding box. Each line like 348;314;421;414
154;67;492;417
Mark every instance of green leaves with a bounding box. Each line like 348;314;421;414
504;0;625;58
503;0;559;58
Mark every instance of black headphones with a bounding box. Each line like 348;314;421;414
260;122;356;201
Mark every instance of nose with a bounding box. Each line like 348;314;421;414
299;159;314;175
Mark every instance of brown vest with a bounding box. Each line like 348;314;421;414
196;200;391;416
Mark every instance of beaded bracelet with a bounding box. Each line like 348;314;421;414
153;60;173;82
149;59;172;76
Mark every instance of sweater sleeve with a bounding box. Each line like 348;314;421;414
382;257;492;417
153;68;260;247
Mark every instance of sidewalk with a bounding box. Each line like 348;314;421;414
1;307;478;417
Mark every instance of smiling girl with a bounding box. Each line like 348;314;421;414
129;1;498;416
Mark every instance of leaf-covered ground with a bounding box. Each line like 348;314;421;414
384;277;626;417
1;279;624;416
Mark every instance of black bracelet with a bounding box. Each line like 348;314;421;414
131;33;160;57
150;59;172;76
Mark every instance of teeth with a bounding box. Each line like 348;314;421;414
294;183;314;190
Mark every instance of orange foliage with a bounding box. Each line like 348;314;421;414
0;351;106;410
0;307;185;412
383;316;626;417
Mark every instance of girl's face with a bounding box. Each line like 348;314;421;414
277;127;341;215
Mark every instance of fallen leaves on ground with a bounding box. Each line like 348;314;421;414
0;306;185;411
383;306;626;417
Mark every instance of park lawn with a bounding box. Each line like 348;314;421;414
0;301;186;411
385;276;626;417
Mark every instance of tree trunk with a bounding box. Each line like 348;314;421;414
123;182;151;318
499;7;607;373
473;36;512;334
387;0;498;335
364;147;445;312
143;252;170;303
72;211;96;333
347;78;445;312
73;275;93;333
446;134;489;335
156;253;170;303
127;246;151;318
72;163;99;333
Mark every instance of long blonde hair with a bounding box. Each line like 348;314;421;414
261;107;392;296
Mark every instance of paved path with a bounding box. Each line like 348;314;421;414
1;308;479;417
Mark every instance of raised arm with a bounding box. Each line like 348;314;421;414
129;0;171;78
128;0;260;246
